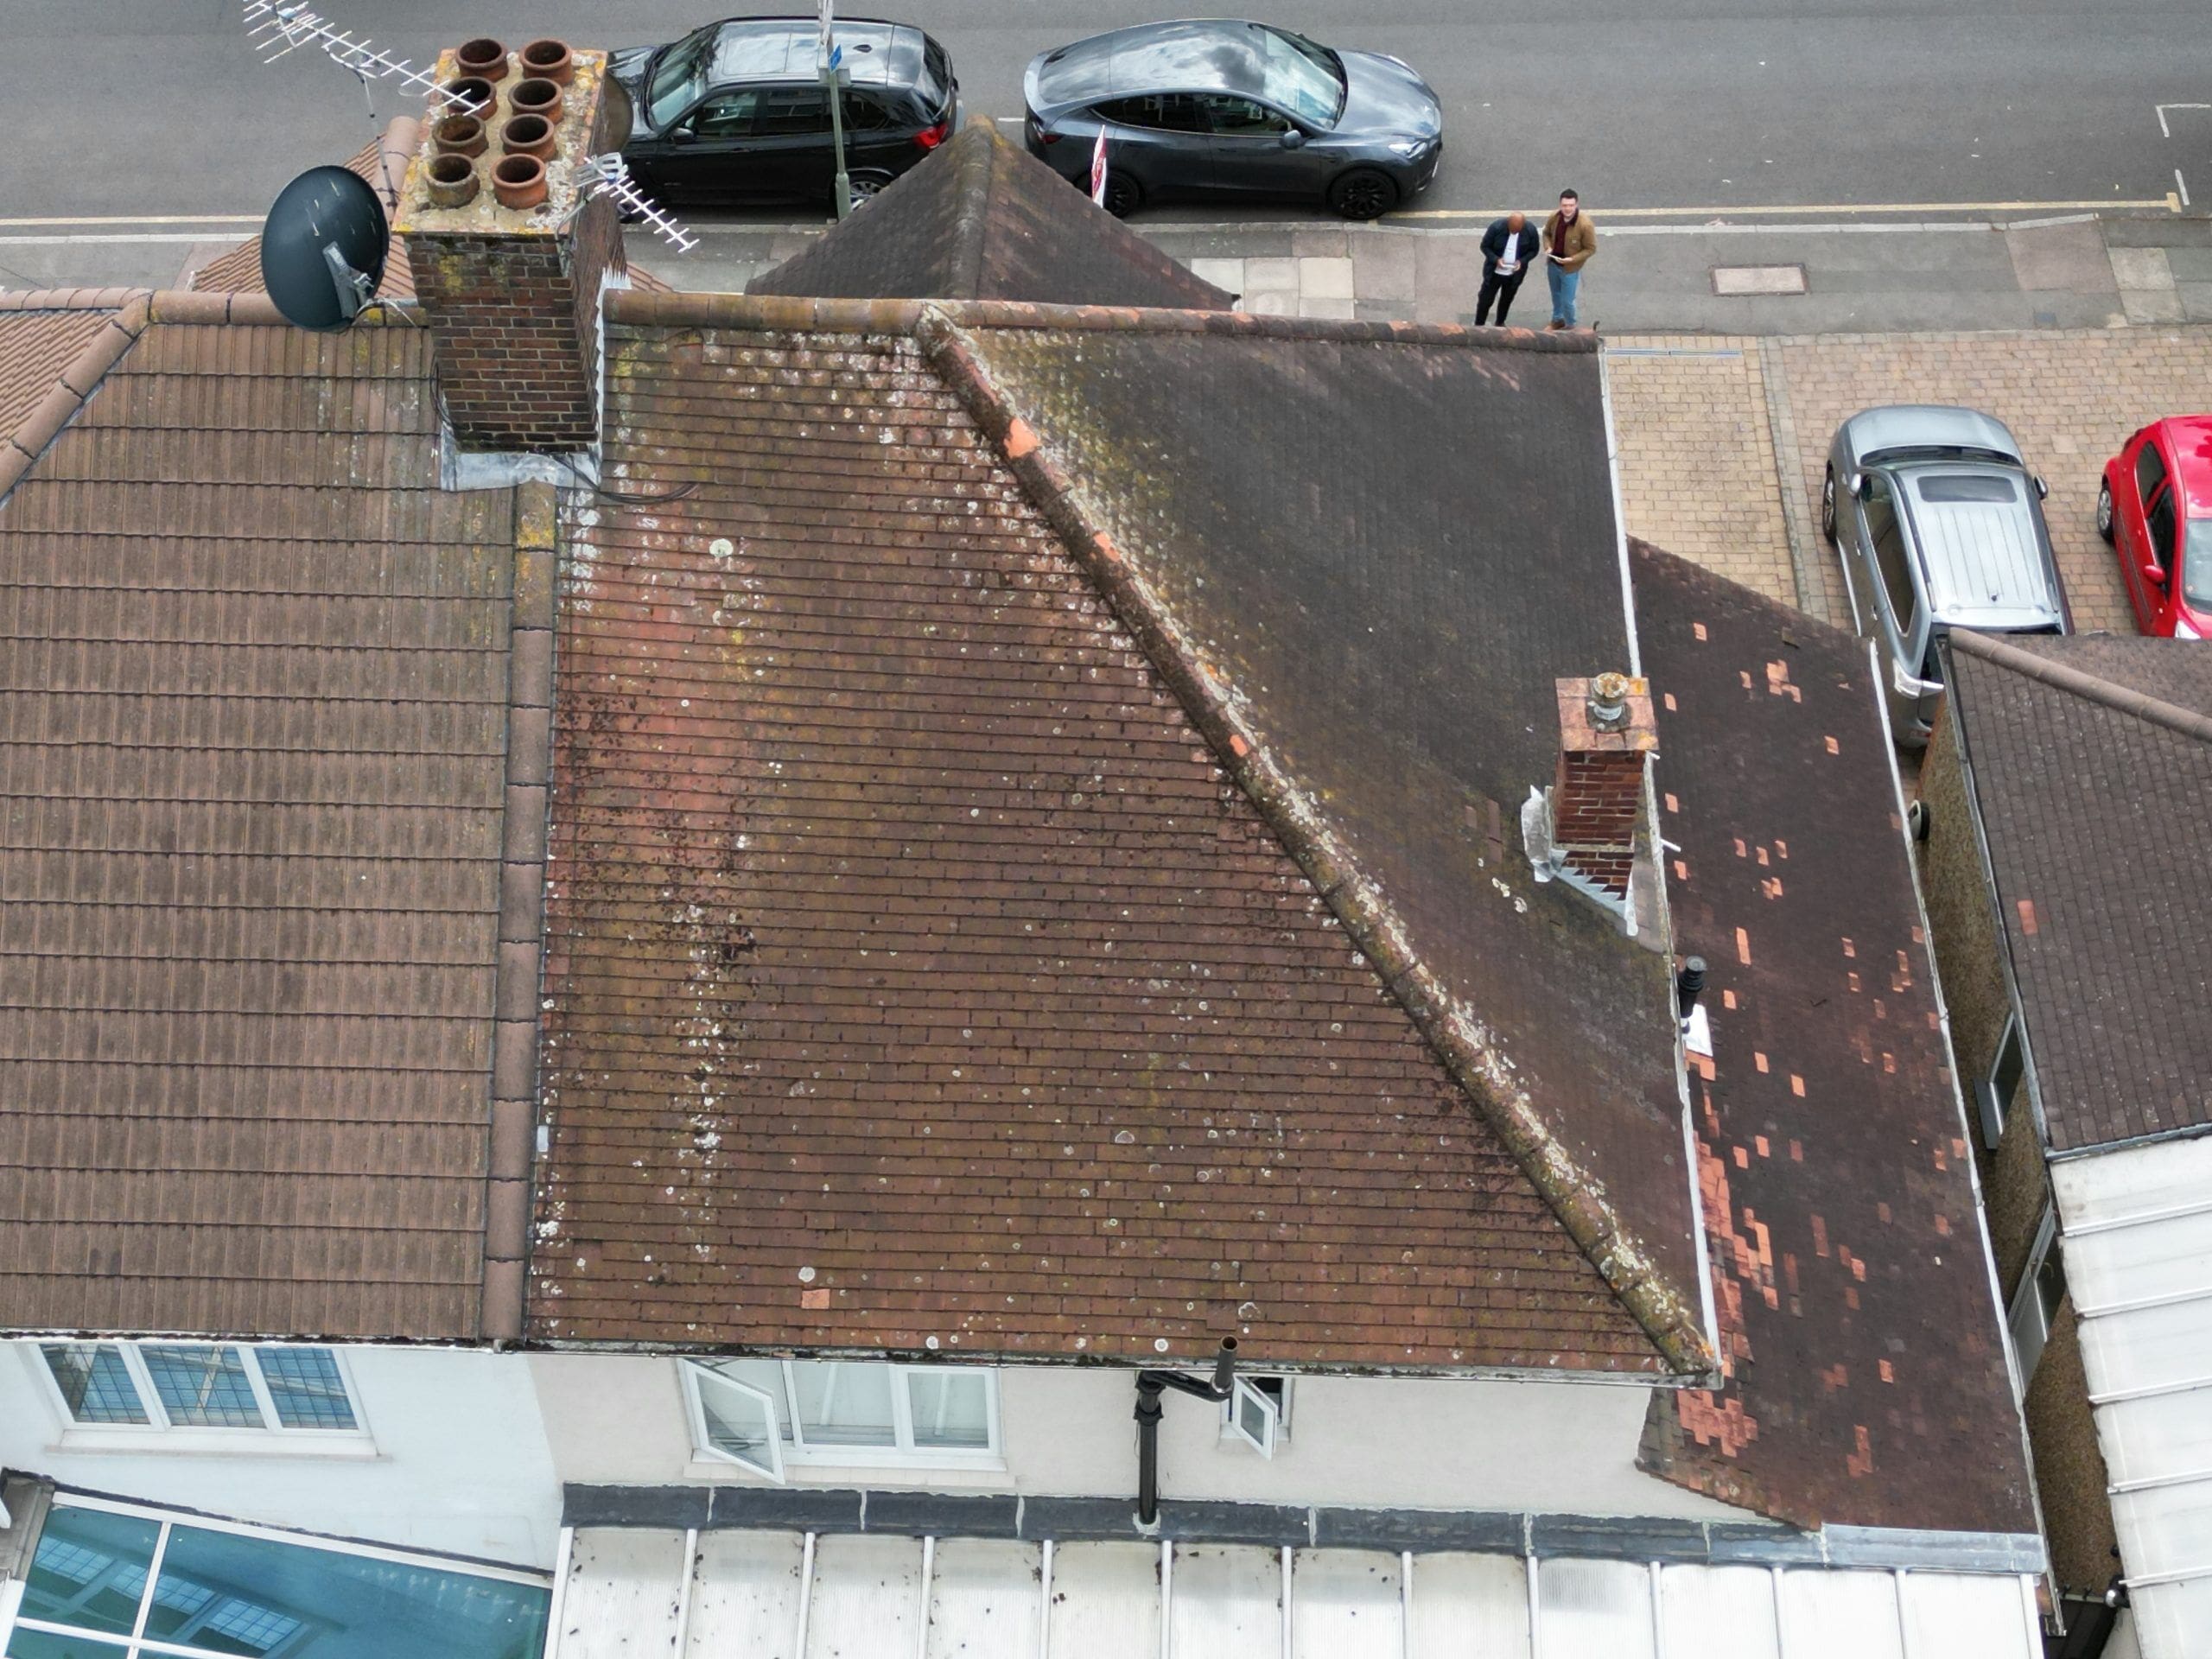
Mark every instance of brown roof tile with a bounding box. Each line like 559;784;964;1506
0;312;523;1340
0;311;118;440
530;301;1703;1372
1630;543;2034;1534
749;122;1233;310
1942;630;2212;1152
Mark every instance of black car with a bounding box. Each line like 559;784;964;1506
1022;21;1442;219
608;16;957;207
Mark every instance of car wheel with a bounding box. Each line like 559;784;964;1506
847;171;894;207
1327;168;1397;221
1100;173;1142;218
1821;466;1838;544
2095;480;2115;544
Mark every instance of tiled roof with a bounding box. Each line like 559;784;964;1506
531;293;1708;1372
0;289;542;1340
1942;631;2212;1152
0;306;121;442
1631;544;2034;1535
748;123;1233;310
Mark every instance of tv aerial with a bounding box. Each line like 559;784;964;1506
239;1;696;252
258;165;389;333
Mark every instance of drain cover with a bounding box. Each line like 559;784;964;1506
1713;264;1808;296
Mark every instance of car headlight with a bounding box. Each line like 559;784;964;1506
2177;615;2202;639
1388;137;1433;159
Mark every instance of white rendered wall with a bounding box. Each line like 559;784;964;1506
530;1352;1748;1521
0;1342;563;1568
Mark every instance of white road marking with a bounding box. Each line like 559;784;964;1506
2178;169;2193;209
2156;102;2211;140
0;214;259;228
0;232;240;245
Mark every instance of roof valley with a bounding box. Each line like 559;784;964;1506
914;308;1713;1374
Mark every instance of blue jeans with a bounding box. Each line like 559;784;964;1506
1548;262;1581;326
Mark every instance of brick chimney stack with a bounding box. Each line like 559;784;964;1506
395;38;627;454
1548;671;1657;899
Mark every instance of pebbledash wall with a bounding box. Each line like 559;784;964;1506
527;1353;1750;1521
0;1343;563;1567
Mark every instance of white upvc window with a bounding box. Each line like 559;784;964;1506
2005;1206;2067;1392
30;1341;369;1449
680;1358;1001;1479
1974;1010;2031;1148
1221;1375;1290;1458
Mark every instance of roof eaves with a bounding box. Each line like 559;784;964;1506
1945;627;2212;747
912;305;1712;1376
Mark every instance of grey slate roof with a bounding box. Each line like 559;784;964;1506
1942;630;2212;1153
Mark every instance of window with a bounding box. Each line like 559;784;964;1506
753;86;831;137
1864;475;1917;626
1221;1376;1291;1458
1093;94;1207;134
1201;95;1289;137
685;88;762;138
840;91;893;133
682;1359;999;1478
2147;486;2178;575
2006;1209;2067;1388
1974;1012;2028;1147
2134;439;2169;505
4;1497;549;1659
36;1343;363;1439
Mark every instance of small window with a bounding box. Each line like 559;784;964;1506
2135;440;2169;505
685;88;762;138
1864;475;1917;626
683;1358;1000;1477
1093;94;1207;134
753;86;832;137
37;1342;363;1437
2006;1212;2067;1386
840;90;894;133
1222;1376;1288;1457
1974;1013;2028;1147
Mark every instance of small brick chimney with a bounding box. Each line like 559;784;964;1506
395;40;626;454
1522;671;1658;912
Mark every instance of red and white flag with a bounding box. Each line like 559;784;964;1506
1090;128;1109;207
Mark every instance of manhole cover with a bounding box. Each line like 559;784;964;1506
1712;264;1808;296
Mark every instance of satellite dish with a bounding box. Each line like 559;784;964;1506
600;73;634;151
259;165;389;333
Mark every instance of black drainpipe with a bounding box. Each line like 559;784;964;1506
1135;1338;1238;1526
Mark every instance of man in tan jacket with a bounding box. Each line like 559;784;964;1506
1542;189;1597;330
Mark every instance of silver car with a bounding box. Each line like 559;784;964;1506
1822;406;2070;745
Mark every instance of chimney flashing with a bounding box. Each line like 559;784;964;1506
1526;672;1660;933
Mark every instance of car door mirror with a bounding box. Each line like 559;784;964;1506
1279;128;1306;149
2033;475;2049;501
669;125;696;144
2145;556;2169;587
1849;472;1869;501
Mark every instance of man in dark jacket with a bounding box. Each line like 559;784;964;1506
1476;212;1541;326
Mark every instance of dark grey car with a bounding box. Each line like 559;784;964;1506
1022;21;1442;219
1821;405;2070;746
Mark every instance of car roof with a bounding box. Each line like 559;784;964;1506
1849;404;2022;465
708;16;919;87
1893;461;2062;623
1033;20;1271;105
2151;416;2212;518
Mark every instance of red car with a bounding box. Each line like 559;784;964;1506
2098;416;2212;639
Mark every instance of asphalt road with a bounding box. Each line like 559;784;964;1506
0;0;2208;229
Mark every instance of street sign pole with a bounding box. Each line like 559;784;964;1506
819;0;851;219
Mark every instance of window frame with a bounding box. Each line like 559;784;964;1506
1219;1375;1292;1457
26;1341;372;1455
679;1358;1003;1479
2005;1205;2066;1392
1973;1009;2030;1149
1;1492;548;1659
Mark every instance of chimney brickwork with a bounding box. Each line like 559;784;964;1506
397;44;626;454
1551;672;1657;899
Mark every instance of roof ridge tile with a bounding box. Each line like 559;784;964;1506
1947;626;2212;746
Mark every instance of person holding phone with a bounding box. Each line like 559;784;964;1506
1475;211;1542;326
1541;189;1597;331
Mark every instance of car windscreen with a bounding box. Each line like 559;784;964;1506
1256;28;1344;126
1915;474;2019;505
647;31;715;128
2187;517;2212;607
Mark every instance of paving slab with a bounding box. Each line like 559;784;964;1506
1188;257;1244;294
2005;220;2116;293
1300;256;1357;300
1350;232;1420;304
2107;245;2176;292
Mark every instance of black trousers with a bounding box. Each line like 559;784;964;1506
1476;266;1527;325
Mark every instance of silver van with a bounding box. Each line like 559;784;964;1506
1821;405;2070;745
